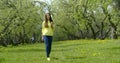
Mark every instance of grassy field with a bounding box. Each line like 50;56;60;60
0;40;120;63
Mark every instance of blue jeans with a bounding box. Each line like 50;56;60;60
43;36;53;57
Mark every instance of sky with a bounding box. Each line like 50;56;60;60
34;0;51;13
34;0;51;4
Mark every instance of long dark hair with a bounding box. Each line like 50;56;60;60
45;13;54;28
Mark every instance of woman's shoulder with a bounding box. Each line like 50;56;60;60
42;21;45;23
42;21;45;25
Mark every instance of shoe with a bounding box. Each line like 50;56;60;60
47;57;50;61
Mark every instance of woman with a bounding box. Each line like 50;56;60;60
42;13;54;61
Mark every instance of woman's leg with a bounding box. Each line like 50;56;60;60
43;36;53;57
48;36;53;57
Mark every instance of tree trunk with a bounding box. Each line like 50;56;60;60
88;22;96;39
111;27;118;39
108;14;118;39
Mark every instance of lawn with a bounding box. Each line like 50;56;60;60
0;40;120;63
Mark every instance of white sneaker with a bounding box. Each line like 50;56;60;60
47;58;50;61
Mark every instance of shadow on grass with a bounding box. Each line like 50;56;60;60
66;56;87;59
52;48;71;52
103;46;120;54
51;56;87;61
54;43;90;48
0;57;5;63
105;46;120;51
6;48;71;53
52;57;59;60
108;47;120;50
7;48;45;53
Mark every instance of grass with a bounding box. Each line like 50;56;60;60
0;39;120;63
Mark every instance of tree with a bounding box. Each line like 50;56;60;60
0;0;47;46
51;0;120;40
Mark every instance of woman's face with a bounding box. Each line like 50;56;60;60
46;13;50;20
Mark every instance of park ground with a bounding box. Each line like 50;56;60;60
0;39;120;63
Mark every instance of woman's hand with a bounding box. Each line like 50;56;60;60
41;36;44;42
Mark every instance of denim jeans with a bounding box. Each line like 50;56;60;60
43;36;53;57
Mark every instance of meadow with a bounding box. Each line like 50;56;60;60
0;40;120;63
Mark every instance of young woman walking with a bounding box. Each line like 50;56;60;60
42;13;54;61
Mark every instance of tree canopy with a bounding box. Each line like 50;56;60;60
0;0;120;46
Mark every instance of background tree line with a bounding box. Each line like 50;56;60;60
0;0;45;46
0;0;120;46
52;0;120;40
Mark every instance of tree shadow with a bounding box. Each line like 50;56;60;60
54;43;90;48
6;48;71;53
66;56;87;59
52;48;71;52
107;47;120;50
52;57;59;60
104;46;120;54
7;48;45;53
51;56;87;61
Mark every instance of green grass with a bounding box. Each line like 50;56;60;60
0;40;120;63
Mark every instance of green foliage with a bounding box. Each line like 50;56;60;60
0;0;45;45
0;0;120;44
51;0;120;40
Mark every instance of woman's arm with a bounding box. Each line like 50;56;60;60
41;22;44;41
